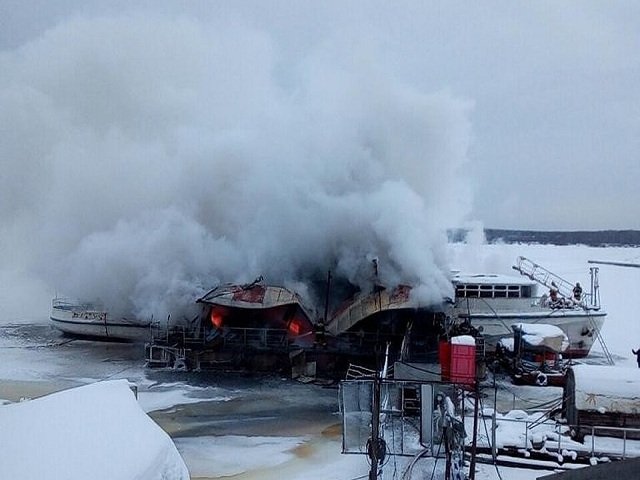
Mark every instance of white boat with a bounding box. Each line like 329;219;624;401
451;258;606;357
50;298;153;342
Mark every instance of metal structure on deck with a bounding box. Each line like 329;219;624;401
512;256;613;365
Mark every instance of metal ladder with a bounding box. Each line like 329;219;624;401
512;256;576;300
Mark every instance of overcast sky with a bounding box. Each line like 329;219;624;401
2;1;638;231
0;1;639;317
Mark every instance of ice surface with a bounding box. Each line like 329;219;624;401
175;435;305;477
137;384;234;413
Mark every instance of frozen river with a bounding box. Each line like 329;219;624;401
2;244;639;479
0;322;365;479
0;321;577;480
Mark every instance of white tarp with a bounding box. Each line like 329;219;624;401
512;323;569;352
571;365;640;414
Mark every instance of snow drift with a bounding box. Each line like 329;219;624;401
0;380;189;480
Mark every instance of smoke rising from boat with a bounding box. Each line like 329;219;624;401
0;14;474;322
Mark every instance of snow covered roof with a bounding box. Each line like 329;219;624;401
0;380;189;480
451;335;476;346
512;323;569;352
198;282;307;310
570;365;640;414
451;273;536;286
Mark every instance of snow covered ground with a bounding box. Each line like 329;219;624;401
0;243;639;479
0;380;189;480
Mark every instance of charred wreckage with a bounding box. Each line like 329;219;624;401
144;274;479;379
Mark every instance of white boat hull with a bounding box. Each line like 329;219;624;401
455;305;606;357
50;303;152;342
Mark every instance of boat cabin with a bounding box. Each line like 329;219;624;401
452;274;536;299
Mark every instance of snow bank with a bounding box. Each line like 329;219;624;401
0;379;189;480
571;365;640;414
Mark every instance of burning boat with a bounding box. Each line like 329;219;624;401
325;284;451;369
146;255;608;377
144;278;459;377
145;277;316;371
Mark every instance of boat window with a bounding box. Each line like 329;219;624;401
479;285;492;298
456;284;480;298
507;286;520;298
455;282;532;299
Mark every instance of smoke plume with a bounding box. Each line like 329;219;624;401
0;13;473;322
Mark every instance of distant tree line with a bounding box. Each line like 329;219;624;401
448;229;640;247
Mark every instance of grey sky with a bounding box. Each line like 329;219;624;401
2;1;638;230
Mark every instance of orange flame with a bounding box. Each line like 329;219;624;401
288;318;301;336
210;310;224;329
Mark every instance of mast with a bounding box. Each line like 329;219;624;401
323;270;332;324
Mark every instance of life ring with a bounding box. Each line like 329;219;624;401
535;372;548;386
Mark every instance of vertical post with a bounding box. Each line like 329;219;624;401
492;378;498;462
491;408;497;461
623;430;627;459
589;267;600;308
469;383;480;480
557;424;562;452
369;374;381;480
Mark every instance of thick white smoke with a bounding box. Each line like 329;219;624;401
0;14;473;322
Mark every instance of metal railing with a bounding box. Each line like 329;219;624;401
513;256;599;309
221;327;289;349
477;414;640;460
568;425;640;460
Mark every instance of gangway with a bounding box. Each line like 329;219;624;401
512;256;599;309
